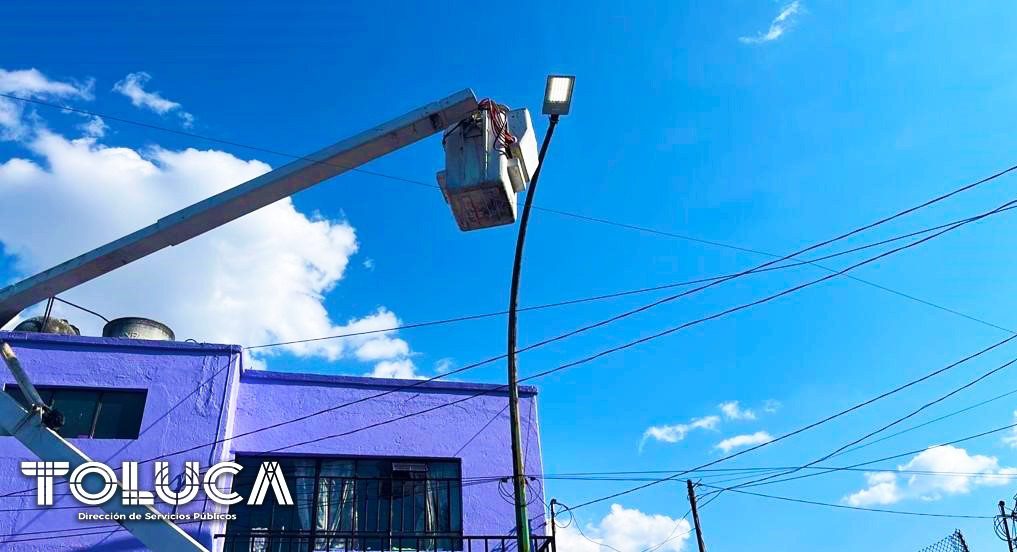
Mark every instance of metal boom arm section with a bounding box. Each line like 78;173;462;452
0;89;479;326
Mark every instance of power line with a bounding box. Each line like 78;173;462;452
697;483;993;519
245;204;1017;351
735;420;1017;490
837;384;1017;457
5;191;1014;506
558;320;1017;512
545;420;1017;518
126;193;1017;488
726;351;1017;490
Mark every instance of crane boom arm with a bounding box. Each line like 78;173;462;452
0;89;478;325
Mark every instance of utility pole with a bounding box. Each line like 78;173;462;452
687;479;707;552
1001;500;1015;552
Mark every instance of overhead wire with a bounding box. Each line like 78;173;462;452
3;192;1015;508
245;203;1017;351
697;483;992;519
13;188;1007;504
722;351;1017;492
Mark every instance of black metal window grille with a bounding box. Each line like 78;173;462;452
225;456;464;551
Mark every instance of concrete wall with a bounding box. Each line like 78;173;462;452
233;370;546;537
0;332;546;550
0;332;240;551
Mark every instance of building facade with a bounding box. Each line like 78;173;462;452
0;331;548;551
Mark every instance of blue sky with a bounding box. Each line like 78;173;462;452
4;1;1017;550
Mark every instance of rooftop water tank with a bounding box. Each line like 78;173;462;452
12;316;80;336
102;317;175;341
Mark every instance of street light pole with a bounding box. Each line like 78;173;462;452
506;114;559;551
506;74;573;552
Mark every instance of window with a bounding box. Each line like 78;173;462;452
225;456;463;552
2;385;146;439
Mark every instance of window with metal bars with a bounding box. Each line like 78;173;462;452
224;456;463;552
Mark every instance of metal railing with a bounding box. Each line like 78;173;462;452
214;531;554;552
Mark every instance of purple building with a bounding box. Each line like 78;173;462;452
0;331;550;551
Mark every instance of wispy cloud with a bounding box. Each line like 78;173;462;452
0;68;93;139
719;400;757;421
112;72;194;127
641;415;720;452
739;1;801;45
715;431;773;453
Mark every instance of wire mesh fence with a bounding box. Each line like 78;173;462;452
917;530;970;552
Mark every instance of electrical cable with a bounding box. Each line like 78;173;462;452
728;419;1017;490
556;321;1017;513
52;296;111;323
725;351;1017;491
113;194;1017;491
834;384;1017;457
245;203;1017;352
4;195;1013;506
65;191;999;482
698;483;993;519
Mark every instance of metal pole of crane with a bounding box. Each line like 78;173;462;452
0;90;479;326
1;343;209;552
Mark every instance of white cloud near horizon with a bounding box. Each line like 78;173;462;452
719;400;756;421
113;72;194;128
715;431;773;453
0;67;419;377
556;504;691;552
641;416;720;451
843;445;1016;506
739;1;801;45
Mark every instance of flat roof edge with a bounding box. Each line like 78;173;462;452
0;330;241;354
241;368;539;396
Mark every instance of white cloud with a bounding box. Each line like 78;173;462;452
434;358;454;374
719;400;756;421
1002;411;1017;449
715;431;773;453
0;86;418;377
843;446;1016;506
556;504;691;552
763;399;782;413
355;336;410;361
78;116;107;138
641;416;720;451
112;72;193;127
739;1;801;44
0;68;93;139
844;472;901;507
366;359;420;379
363;258;375;270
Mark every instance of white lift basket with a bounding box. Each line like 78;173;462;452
437;106;539;231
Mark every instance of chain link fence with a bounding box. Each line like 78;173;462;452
917;530;970;552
